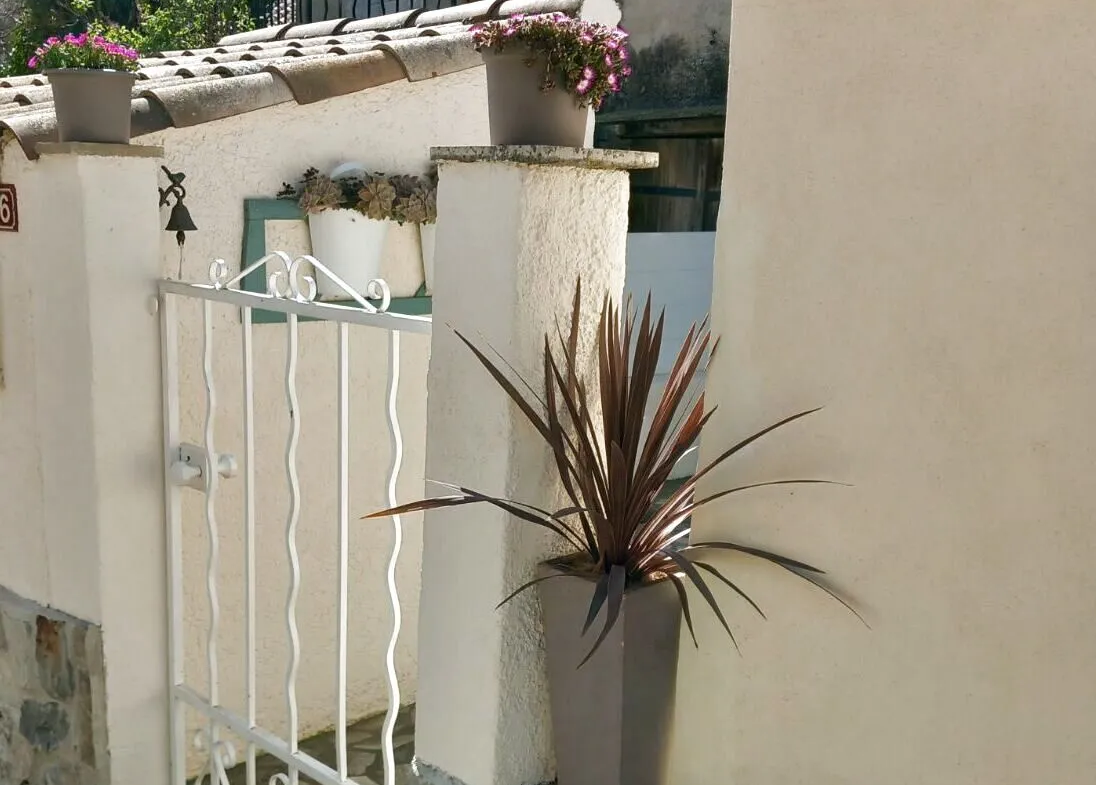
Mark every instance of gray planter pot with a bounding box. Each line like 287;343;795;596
483;51;590;147
537;563;681;785
46;69;136;144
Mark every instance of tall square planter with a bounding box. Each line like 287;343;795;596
537;564;682;785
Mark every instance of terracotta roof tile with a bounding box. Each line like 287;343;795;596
264;49;405;104
326;41;387;56
377;33;482;82
142;72;293;127
217;24;293;47
0;75;47;88
496;0;582;16
0;88;36;106
280;19;353;39
238;47;309;61
170;64;228;79
0;0;588;160
414;0;505;27
0;101;49;118
210;62;268;78
341;10;421;34
131;97;175;136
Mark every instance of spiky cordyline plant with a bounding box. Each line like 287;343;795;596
367;281;861;665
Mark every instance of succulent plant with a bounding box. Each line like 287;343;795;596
397;189;430;225
280;167;437;223
279;167;346;214
393;171;438;225
357;175;397;221
298;174;344;214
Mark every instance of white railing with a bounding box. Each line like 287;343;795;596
159;252;430;785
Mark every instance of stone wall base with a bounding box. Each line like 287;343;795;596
0;587;109;785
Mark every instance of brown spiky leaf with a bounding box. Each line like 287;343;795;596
365;279;861;663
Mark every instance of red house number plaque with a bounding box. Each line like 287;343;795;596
0;184;17;232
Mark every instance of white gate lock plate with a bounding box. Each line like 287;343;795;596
169;443;238;492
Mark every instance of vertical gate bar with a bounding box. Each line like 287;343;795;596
380;329;404;785
160;291;187;785
242;305;258;785
284;312;303;785
202;298;222;774
336;322;350;780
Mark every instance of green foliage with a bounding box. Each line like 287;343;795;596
137;0;252;56
4;0;91;78
1;0;255;76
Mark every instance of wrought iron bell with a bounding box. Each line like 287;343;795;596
165;201;197;234
159;166;198;249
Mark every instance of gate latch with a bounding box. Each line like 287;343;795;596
169;443;238;492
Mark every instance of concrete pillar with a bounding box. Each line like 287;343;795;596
414;146;657;785
27;142;169;785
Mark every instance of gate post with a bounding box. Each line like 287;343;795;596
414;146;657;785
24;142;170;785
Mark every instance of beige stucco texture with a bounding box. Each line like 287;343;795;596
416;155;632;785
671;2;1096;784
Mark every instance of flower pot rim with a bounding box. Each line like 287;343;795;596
537;560;673;593
44;67;137;78
307;207;391;221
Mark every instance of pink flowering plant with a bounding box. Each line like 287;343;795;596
28;33;140;72
472;13;631;109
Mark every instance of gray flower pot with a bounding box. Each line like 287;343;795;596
483;51;590;147
537;563;681;785
46;69;136;144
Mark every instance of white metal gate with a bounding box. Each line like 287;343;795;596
159;253;431;785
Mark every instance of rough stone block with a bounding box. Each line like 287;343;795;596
0;587;107;785
19;701;70;752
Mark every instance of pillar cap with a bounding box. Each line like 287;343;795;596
36;142;164;159
430;145;659;171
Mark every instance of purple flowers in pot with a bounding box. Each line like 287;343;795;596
472;13;632;109
29;33;140;72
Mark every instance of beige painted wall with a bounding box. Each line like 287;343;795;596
0;144;171;785
671;2;1096;783
0;66;489;777
142;69;489;768
0;143;49;611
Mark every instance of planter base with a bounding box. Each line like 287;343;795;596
538;564;681;785
484;52;590;147
46;69;136;144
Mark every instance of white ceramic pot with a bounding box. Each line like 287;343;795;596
419;222;436;294
308;209;389;300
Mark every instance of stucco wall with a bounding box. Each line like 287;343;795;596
143;69;489;769
0;142;48;610
671;2;1096;783
0;65;489;777
0;143;170;785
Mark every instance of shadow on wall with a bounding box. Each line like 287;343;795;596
604;30;730;113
